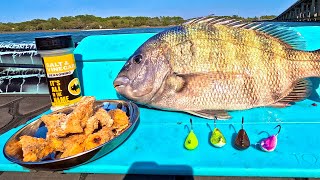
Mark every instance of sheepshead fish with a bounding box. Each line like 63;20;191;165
113;17;320;120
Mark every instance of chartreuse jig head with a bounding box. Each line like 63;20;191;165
207;116;226;148
234;117;250;150
260;125;281;152
184;119;198;150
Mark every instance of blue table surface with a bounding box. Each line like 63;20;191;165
1;25;320;177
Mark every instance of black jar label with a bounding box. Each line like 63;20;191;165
43;54;82;107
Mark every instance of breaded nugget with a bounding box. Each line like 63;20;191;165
48;134;86;152
84;108;114;135
5;140;22;158
83;127;114;151
47;137;64;152
94;108;113;127
108;109;130;133
56;96;95;137
60;143;84;159
41;113;67;138
61;134;87;147
19;136;54;162
72;96;96;128
47;133;87;159
84;116;99;135
58;134;87;158
42;96;95;137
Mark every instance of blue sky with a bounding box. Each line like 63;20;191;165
1;0;296;23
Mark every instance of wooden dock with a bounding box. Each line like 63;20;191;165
275;0;320;21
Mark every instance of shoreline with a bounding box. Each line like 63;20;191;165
0;26;172;35
81;28;119;31
0;29;82;34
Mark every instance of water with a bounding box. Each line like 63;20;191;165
0;27;169;43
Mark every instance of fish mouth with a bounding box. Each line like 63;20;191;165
113;76;130;90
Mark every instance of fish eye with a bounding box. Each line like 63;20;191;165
133;55;143;64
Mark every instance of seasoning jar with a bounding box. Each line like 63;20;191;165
35;35;82;110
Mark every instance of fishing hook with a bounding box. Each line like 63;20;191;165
274;125;281;136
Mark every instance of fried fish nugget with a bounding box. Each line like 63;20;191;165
83;127;114;151
60;143;84;159
43;96;96;137
84;116;99;135
41;113;67;138
59;134;87;158
71;96;96;128
61;134;87;146
52;134;86;151
47;137;64;152
42;112;82;138
5;140;22;158
56;96;95;137
94;108;113;127
108;109;129;133
84;108;113;135
19;136;54;162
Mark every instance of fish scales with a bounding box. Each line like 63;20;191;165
164;25;288;75
162;25;293;106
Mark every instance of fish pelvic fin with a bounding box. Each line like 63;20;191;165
186;110;231;120
271;79;312;108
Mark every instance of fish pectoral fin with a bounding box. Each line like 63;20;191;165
167;74;185;92
186;110;231;120
272;79;312;107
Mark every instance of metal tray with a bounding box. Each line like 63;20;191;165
3;99;140;171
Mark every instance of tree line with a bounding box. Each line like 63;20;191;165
0;15;277;32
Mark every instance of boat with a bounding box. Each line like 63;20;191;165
1;23;320;178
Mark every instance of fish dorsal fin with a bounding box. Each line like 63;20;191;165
275;79;312;106
183;16;306;50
